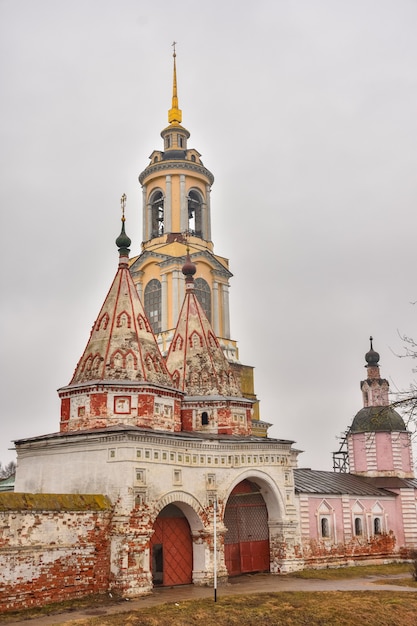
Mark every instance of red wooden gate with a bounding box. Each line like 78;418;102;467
224;480;270;576
151;505;193;586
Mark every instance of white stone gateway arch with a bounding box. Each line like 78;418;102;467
151;490;215;586
222;470;302;574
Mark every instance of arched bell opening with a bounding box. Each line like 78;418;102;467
224;479;270;576
150;190;164;238
187;189;203;238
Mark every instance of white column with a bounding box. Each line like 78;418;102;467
206;184;212;241
201;202;207;241
161;274;168;331
146;201;152;241
142;185;147;240
213;281;220;336
221;284;231;339
180;175;187;232
172;270;180;328
135;272;144;301
165;175;172;233
179;271;185;308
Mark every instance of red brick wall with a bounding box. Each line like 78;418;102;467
91;392;108;416
60;397;70;422
181;408;193;431
0;499;112;613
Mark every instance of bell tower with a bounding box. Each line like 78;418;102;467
139;44;214;247
130;47;233;353
130;46;264;430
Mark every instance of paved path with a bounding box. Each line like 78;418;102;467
3;573;416;626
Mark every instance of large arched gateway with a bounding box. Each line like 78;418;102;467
150;504;193;586
224;479;270;576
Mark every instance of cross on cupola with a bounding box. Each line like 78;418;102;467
115;193;131;262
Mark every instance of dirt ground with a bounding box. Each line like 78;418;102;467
2;572;417;626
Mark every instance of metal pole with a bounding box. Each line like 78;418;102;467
214;496;217;602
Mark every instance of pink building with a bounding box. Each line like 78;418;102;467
295;339;417;565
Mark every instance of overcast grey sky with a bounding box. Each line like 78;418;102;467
1;0;416;470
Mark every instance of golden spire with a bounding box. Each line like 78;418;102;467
168;41;182;125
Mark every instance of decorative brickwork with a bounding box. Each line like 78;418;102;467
0;494;112;613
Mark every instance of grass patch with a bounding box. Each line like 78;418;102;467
372;577;417;588
0;593;123;624
56;592;417;626
288;562;410;579
1;564;414;624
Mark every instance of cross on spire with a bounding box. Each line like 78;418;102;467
120;193;127;222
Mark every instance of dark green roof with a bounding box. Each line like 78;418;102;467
350;406;406;433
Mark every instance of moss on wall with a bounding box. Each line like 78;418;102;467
0;492;112;511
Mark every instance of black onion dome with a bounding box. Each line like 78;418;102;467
350;406;406;433
365;336;380;366
182;252;196;279
116;220;131;255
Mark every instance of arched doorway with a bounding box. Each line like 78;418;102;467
150;504;193;586
224;480;270;576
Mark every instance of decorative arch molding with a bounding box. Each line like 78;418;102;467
152;491;206;532
124;350;138;370
189;330;203;348
172;335;184;352
81;352;102;374
372;501;384;515
316;499;336;540
352;501;366;537
223;470;285;522
172;370;180;388
110;349;124;369
137;313;152;333
117;311;132;328
352;499;366;513
96;312;110;331
207;330;219;349
82;354;93;373
318;499;334;513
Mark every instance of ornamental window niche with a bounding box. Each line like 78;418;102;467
318;500;333;540
144;279;162;334
352;501;365;537
150;190;164;238
187;189;203;238
372;502;384;535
